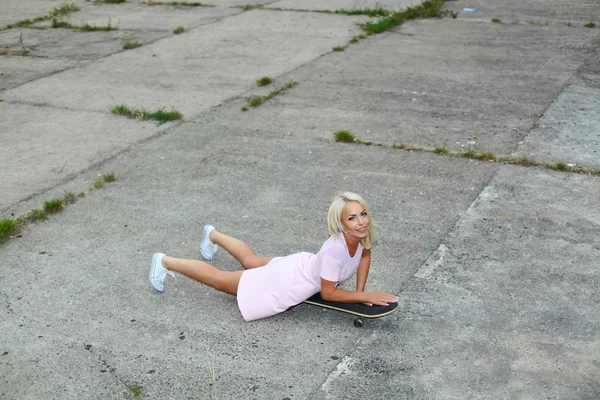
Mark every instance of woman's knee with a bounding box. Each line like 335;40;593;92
240;256;262;270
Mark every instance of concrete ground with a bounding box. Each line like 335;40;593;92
0;0;598;399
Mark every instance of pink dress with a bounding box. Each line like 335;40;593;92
236;232;364;321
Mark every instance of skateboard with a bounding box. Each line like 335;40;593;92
304;292;399;327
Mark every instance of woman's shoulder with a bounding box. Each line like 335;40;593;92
321;234;345;256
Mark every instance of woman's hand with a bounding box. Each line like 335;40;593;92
362;292;398;306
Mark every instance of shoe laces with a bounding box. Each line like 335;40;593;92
160;270;175;283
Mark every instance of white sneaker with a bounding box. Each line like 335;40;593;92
200;224;218;261
149;253;175;292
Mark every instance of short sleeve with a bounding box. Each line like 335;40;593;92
319;244;344;282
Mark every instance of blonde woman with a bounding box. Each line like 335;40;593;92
149;192;398;321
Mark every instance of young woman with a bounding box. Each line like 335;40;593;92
149;192;398;321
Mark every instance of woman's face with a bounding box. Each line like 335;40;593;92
341;201;370;241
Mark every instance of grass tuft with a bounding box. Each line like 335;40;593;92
52;19;73;28
241;106;249;111
583;21;596;28
43;199;64;213
110;104;182;125
126;385;143;397
48;2;81;19
555;161;567;170
361;0;451;35
147;1;208;5
433;146;448;154
333;130;356;143
93;177;106;189
242;4;264;11
98;0;127;3
173;25;185;34
27;209;48;222
122;40;142;50
332;46;345;52
491;18;502;23
256;76;272;87
63;191;77;204
0;219;19;242
335;8;391;17
80;21;117;31
246;81;298;108
103;172;117;182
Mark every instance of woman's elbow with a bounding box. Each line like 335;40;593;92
320;288;336;301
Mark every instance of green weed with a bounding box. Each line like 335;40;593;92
0;219;18;242
241;106;249;111
63;191;77;204
333;130;356;143
43;199;64;213
126;384;142;397
18;32;27;52
433;146;448;154
110;104;183;125
256;76;273;87
566;22;573;27
246;81;298;108
555;161;567;170
48;2;81;19
103;172;117;182
52;19;73;28
242;4;264;11
80;21;117;31
491;18;501;23
98;0;127;3
349;34;365;44
122;40;142;50
361;0;451;35
93;176;106;189
519;157;535;166
27;209;47;222
173;25;185;34
335;8;390;17
332;46;345;51
462;149;476;158
583;22;596;28
147;1;207;5
4;18;44;29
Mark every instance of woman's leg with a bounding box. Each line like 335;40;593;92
210;230;274;269
162;256;243;296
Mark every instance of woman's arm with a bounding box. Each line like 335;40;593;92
320;278;397;305
355;249;371;293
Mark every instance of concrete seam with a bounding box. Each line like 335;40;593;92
0;118;185;215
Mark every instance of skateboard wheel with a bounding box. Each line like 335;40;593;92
354;318;364;328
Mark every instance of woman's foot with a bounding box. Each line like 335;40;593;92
200;224;218;261
149;253;175;292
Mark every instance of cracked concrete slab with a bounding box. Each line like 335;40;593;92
0;121;496;397
0;55;77;91
267;0;423;12
445;0;600;25
1;0;599;398
217;18;598;155
0;314;124;399
55;1;240;32
514;90;600;168
314;165;600;399
0;102;169;213
2;10;363;119
0;28;166;63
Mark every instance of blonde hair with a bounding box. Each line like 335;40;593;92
327;192;375;249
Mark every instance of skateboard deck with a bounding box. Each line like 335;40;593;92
304;292;399;327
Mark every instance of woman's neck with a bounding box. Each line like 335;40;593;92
341;231;360;257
